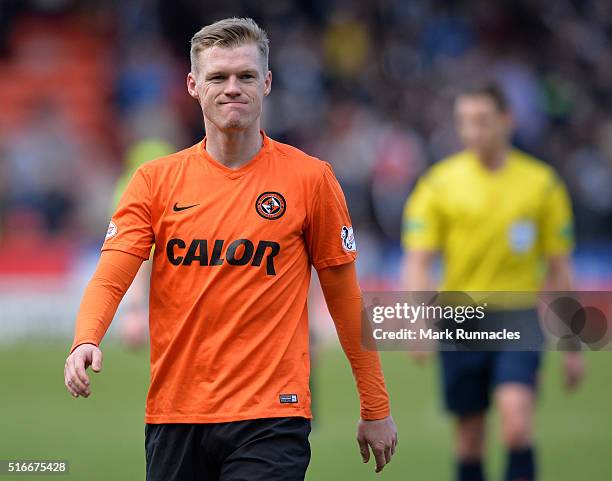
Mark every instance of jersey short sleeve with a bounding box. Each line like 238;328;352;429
402;173;443;251
539;173;574;256
305;162;357;270
101;167;154;259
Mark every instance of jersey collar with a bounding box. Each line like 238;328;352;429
468;149;514;177
198;130;270;180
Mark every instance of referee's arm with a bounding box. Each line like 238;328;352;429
402;249;437;290
541;175;585;390
544;254;585;390
401;171;442;291
545;255;572;291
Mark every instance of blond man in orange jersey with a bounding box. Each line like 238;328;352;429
64;17;397;481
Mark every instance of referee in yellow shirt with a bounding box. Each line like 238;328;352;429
402;84;585;481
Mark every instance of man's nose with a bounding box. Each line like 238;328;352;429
224;75;242;96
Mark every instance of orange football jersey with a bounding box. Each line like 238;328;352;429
96;131;364;423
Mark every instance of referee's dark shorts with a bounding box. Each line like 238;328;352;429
438;308;545;415
145;416;311;481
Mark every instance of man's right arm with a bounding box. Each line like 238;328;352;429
401;250;436;291
401;172;441;359
401;168;441;291
401;250;437;361
64;250;144;398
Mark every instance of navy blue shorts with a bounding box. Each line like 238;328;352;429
439;309;543;415
145;416;311;481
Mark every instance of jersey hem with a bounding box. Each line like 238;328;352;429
101;243;151;259
314;253;357;270
144;408;313;424
69;339;99;354
360;408;391;421
542;246;573;256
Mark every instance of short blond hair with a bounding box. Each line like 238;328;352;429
190;17;269;75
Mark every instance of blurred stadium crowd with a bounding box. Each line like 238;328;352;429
0;0;611;286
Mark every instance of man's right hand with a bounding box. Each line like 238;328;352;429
64;343;103;398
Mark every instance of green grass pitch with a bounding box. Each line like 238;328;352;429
0;342;610;480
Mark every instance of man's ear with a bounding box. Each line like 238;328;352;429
187;72;199;99
263;70;272;96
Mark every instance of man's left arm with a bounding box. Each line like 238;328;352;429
305;162;397;472
540;173;585;390
318;262;397;473
545;255;585;390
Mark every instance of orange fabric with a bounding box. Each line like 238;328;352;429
78;131;378;424
70;250;143;354
318;262;390;420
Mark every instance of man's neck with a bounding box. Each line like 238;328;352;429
204;126;263;169
476;145;509;171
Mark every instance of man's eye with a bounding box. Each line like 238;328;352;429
241;74;254;80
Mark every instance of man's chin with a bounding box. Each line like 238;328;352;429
219;119;253;132
205;114;258;133
225;121;248;130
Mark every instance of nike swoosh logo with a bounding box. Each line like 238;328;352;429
173;202;200;212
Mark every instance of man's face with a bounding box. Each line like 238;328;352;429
187;43;272;132
454;95;513;155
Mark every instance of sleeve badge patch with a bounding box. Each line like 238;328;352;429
341;225;356;252
105;221;118;240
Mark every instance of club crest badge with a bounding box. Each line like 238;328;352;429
255;192;286;220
